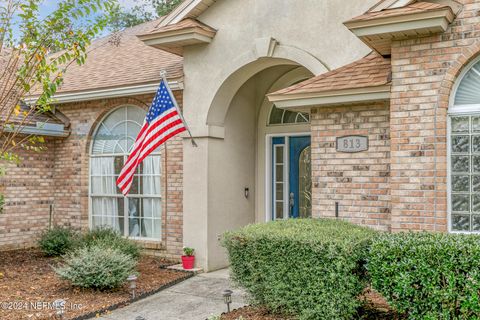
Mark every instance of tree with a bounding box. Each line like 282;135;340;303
0;0;117;210
111;0;183;29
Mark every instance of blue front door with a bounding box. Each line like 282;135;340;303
289;136;311;218
271;136;311;220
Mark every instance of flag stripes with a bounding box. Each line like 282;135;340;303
116;80;186;195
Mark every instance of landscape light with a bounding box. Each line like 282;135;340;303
222;289;233;313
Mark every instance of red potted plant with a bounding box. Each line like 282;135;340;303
181;247;195;270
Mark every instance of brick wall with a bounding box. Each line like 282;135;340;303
0;92;184;257
0;140;56;250
389;0;480;232
311;102;391;231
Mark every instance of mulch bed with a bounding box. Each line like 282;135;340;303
0;249;189;320
220;307;293;320
220;289;402;320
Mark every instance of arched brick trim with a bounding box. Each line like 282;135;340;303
439;42;480;110
432;42;480;232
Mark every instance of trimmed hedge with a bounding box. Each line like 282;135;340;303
368;232;480;319
222;219;377;320
38;227;78;256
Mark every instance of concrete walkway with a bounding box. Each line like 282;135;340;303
98;269;247;320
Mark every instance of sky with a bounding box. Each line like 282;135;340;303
10;0;155;40
41;0;152;14
39;0;154;16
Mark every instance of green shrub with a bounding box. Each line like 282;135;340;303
38;227;78;256
222;219;377;320
80;227;141;260
55;245;137;290
368;232;480;319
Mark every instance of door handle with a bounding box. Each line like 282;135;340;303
289;192;295;209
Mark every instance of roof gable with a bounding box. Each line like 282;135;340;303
159;0;218;27
268;53;391;109
344;1;458;56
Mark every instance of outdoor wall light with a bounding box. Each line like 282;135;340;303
222;289;233;313
53;299;66;319
244;187;249;199
127;274;138;299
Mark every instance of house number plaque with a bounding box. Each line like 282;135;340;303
336;135;368;153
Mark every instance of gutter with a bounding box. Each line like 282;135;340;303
268;85;391;110
4;122;70;138
24;80;184;105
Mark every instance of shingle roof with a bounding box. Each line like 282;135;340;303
144;18;216;36
55;18;183;95
346;1;451;24
271;53;391;97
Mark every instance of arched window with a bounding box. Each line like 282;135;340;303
90;105;161;240
449;58;480;233
268;105;310;126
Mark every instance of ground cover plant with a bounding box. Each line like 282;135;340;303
222;219;378;320
55;245;137;290
80;227;141;260
38;226;142;290
368;232;480;319
0;249;185;320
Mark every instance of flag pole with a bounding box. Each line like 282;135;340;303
160;70;198;148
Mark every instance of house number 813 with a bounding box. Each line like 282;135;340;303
336;136;368;153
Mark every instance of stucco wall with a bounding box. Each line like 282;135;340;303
182;0;379;133
181;0;379;271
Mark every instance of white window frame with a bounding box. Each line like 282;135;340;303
268;105;311;126
89;105;162;242
448;55;480;233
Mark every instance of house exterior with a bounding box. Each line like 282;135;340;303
2;0;480;271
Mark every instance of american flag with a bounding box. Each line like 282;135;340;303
116;80;186;195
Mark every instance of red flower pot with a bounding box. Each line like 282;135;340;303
181;255;195;270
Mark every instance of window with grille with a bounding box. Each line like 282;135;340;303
90;106;162;240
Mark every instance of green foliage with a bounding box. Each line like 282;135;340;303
80;227;141;260
110;0;183;29
109;3;154;30
222;219;377;320
55;245;137;290
38;226;78;256
368;232;480;319
153;0;183;17
183;246;194;256
0;0;117;162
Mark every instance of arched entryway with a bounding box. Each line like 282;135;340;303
183;57;315;271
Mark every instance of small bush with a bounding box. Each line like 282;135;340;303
222;219;377;320
55;245;137;290
80;227;141;260
38;227;78;256
368;232;480;319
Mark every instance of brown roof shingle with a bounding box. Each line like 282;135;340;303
271;53;391;97
346;1;451;24
55;18;183;95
